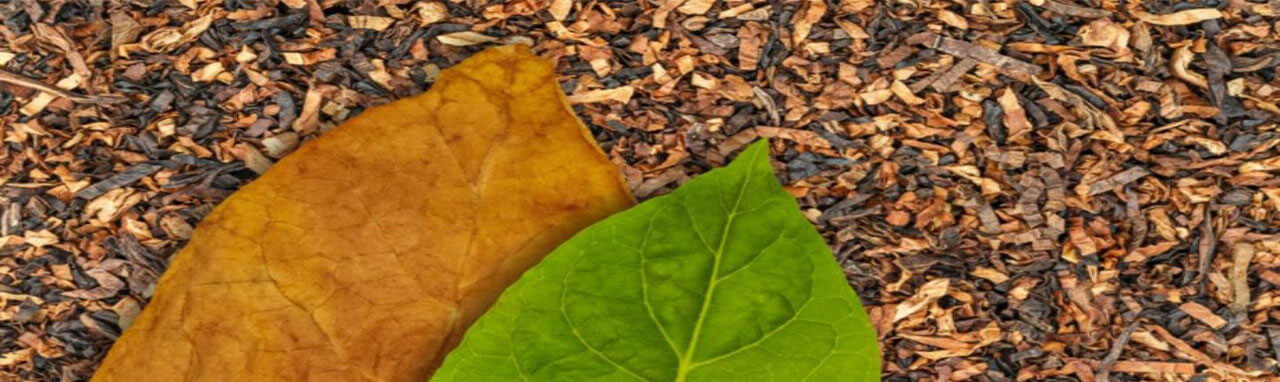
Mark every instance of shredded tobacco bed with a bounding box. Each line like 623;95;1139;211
1;0;1279;381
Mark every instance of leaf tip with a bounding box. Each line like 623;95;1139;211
734;139;772;167
725;140;778;183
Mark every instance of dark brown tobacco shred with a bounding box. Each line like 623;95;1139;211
2;0;1280;381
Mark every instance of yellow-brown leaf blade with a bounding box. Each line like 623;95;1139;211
93;45;633;381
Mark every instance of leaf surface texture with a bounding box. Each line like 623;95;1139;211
94;45;634;381
434;141;880;381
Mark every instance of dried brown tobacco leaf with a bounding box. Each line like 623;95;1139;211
414;2;449;25
137;13;214;53
793;0;827;45
108;11;143;53
1171;43;1210;89
93;45;634;381
1229;243;1255;315
1078;19;1130;52
1178;301;1227;330
548;0;572;20
997;88;1031;145
32;24;91;80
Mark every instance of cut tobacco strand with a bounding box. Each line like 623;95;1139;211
926;58;979;93
1229;243;1254;315
1108;361;1196;375
1035;0;1110;19
1093;321;1140;382
1178;301;1227;330
1086;167;1149;196
907;32;1043;79
434;31;497;46
0;70;118;105
1133;8;1224;26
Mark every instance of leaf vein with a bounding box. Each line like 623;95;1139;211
637;209;685;358
559;249;654;382
675;146;763;381
687;296;815;368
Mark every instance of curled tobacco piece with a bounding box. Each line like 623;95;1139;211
435;141;880;381
94;45;634;381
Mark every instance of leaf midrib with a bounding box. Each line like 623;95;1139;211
673;148;759;382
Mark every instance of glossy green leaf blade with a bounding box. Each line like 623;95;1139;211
433;141;880;381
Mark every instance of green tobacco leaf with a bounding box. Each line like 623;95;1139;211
433;141;880;381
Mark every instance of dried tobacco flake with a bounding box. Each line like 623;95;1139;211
435;141;880;381
93;45;634;381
